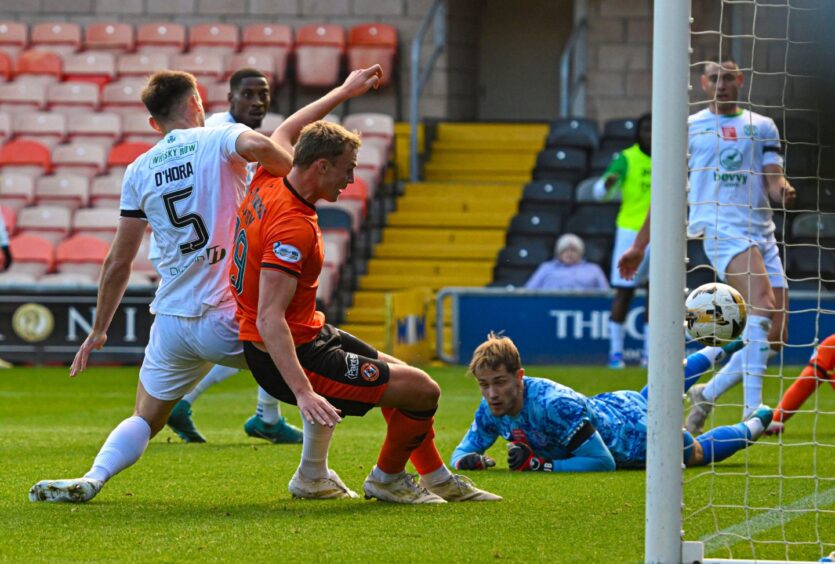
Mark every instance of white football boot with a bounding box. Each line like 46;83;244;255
686;384;714;435
363;471;446;504
29;478;104;503
288;469;359;500
420;473;502;502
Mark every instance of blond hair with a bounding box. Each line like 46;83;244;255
468;332;521;376
293;121;361;169
140;70;198;123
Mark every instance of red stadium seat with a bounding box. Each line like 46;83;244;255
0;21;28;58
16;205;71;244
136;22;185;54
0;172;34;211
67;112;122;149
31;22;82;57
241;24;292;84
225;52;275;83
0;112;9;144
56;234;109;278
343;112;394;144
47;81;100;114
121;112;160;144
317;262;338;306
52;142;107;178
294;24;345;88
85;22;135;54
15;49;62;84
63;52;117;88
108;142;151;170
13;111;66;148
0;81;46;112
90;173;123;208
347;24;397;87
205;80;229;113
72;206;119;242
255;112;284;136
0;204;15;235
189;23;239;54
340;176;369;213
170;53;225;81
101;78;146;115
0;51;12;82
8;233;55;276
35;173;90;211
117;52;168;78
0;139;51;175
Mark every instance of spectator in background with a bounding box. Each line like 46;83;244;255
524;233;609;291
0;211;10;271
593;113;652;370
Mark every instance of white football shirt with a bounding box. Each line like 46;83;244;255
205;111;259;185
121;124;250;316
687;108;784;237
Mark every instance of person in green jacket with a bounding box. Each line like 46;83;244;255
593;114;652;369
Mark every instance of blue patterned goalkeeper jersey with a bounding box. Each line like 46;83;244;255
451;377;649;468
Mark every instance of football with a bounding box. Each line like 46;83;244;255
684;282;747;346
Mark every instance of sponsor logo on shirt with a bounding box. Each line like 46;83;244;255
721;126;737;140
360;362;379;382
150;142;198;169
273;242;301;263
720;148;743;171
345;353;359;379
743;124;756;137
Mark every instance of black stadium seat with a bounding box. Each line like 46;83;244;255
582;235;612;270
546;118;599;152
518;180;573;213
603;118;638;141
490;266;534;288
507;211;563;239
565;203;619;237
495;243;551;270
533;147;587;184
590;147;622;175
786;245;835;280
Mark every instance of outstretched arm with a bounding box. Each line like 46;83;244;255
235;130;294;178
450;410;499;470
507;422;616;473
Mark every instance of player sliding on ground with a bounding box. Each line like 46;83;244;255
232;121;499;503
766;334;835;435
451;333;773;472
29;66;383;503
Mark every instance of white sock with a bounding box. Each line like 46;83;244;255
742;314;772;417
609;321;625;357
702;349;744;402
642;323;650;360
371;465;401;484
182;365;238;405
84;416;151;483
256;386;281;424
420;465;452;487
297;417;333;480
743;414;766;440
697;346;725;366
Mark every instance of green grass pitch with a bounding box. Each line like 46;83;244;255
2;363;833;562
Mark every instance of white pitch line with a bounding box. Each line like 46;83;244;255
700;486;835;552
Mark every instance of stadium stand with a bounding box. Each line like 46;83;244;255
0;21;27;59
294;24;345;88
117;53;169;78
84;22;134;54
16;205;71;244
241;23;292;85
34;174;89;211
0;81;47;111
15;49;62;84
55;234;109;279
136;22;186;54
63;52;117;88
6;233;54;277
52;143;107;178
31;22;81;57
13;111;66;148
0;51;11;82
189;23;239;54
47;81;100;114
0;139;52;175
170;53;225;82
347;24;398;87
546;118;599;152
72;206;119;243
101;79;146;114
0;173;35;211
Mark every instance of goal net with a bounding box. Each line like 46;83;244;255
663;1;835;562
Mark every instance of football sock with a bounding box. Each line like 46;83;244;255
381;407;446;476
682;347;725;393
182;365;238;405
297;418;332;480
84;416;151;483
702;349;744;402
376;408;435;475
694;422;751;465
773;365;820;424
370;465;401;484
256;386;280;425
742;315;772;417
420;465;453;487
609;321;625;357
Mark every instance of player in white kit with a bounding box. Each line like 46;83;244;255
29;65;383;503
618;59;796;432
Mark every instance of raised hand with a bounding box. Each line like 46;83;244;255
340;65;383;98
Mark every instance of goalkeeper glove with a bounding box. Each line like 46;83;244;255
507;441;552;472
454;453;496;470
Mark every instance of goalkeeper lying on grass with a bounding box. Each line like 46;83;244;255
451;332;773;472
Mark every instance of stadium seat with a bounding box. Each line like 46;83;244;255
533;147;588;184
0;112;9;143
56;234;109;279
0;80;46;111
565;203;619;237
8;233;55;277
507;211;563;239
581;235;612;269
603;118;638;142
0;204;15;234
0;172;34;210
101;79;146;115
317;199;364;233
318;207;352;234
13;111;66;148
317;262;338;306
255;112;284;136
0;51;12;82
63;52;117;88
0;139;52;175
136;22;186;54
52;142;107;178
90;173;123;208
16;204;71;243
590;147;621;175
170;53;225;82
0;270;36;285
356;143;386;181
519;180;573;213
347;24;397;87
73;206;119;242
46;80;99;114
547;118;599;152
189;23;239;54
226;52;275;83
38;271;96;286
31;22;82;57
108;142;152;172
121;112;160;144
85;22;135;54
67;111;122;149
340;177;369;213
491;265;534;288
15;49;63;84
117;52;169;78
241;24;292;84
0;21;28;59
496;243;551;270
205;80;229;113
791;212;835;244
343;112;394;146
575;176;611;202
322;236;346;268
786;245;835;280
35;173;90;211
294;24;345;88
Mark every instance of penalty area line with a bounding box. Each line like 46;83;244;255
700;486;835;552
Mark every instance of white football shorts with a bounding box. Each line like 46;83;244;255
139;302;248;401
610;226;650;288
701;227;787;289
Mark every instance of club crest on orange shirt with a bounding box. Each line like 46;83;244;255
360;362;379;382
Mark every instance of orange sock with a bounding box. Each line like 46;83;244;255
381;407;444;475
774;366;823;423
376;408;435;474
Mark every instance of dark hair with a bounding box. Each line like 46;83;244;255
141;70;198;123
636;112;652;131
229;68;268;91
293;121;361;169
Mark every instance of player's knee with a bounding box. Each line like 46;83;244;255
413;372;440;409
